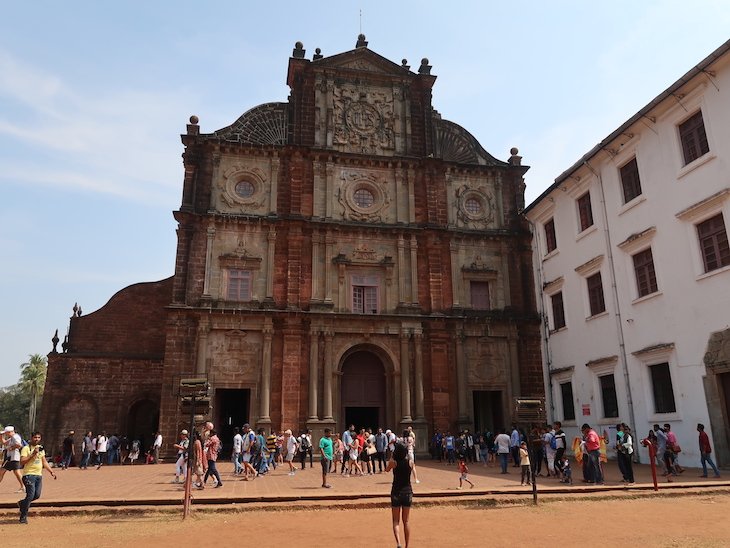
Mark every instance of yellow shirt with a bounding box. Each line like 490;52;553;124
20;445;45;476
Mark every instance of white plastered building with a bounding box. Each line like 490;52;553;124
524;39;730;466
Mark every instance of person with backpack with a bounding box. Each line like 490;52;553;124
240;424;258;480
299;430;313;469
553;421;567;478
543;425;557;477
0;426;26;492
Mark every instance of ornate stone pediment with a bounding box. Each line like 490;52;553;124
332;85;395;154
219;238;263;269
314;48;409;77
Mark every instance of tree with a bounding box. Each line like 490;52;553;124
20;353;47;432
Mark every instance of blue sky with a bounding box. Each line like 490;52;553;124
1;1;728;387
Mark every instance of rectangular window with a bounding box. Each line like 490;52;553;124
679;111;709;165
544;219;557;253
697;213;730;273
633;248;658;297
226;269;252;301
560;381;575;421
577;192;594;232
619;157;642;203
470;281;490;310
352;275;379;314
650;363;677;414
551;292;566;330
586;272;606;316
600;374;619;418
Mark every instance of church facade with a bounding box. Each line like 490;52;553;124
40;37;543;455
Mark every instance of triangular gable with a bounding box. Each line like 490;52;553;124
313;47;413;77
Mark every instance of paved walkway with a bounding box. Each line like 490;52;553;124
0;457;726;510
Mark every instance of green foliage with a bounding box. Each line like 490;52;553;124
0;385;32;436
20;353;47;432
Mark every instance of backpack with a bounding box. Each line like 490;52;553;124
300;435;311;451
549;434;557;451
252;435;262;455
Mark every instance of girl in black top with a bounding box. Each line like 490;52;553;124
386;441;413;548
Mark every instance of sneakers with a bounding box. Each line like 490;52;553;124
19;517;27;524
415;479;420;484
214;483;223;488
456;486;462;490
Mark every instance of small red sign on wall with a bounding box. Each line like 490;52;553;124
582;404;591;416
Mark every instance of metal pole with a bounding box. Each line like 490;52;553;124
182;393;195;519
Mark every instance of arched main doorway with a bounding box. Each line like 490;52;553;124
127;399;159;454
341;350;386;432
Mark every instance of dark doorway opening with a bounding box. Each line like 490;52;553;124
127;399;159;455
473;390;504;434
341;350;386;433
345;406;380;433
215;389;250;457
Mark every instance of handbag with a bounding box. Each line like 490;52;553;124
672;444;681;454
366;446;377;455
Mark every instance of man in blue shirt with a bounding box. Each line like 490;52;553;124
510;425;521;467
341;425;354;475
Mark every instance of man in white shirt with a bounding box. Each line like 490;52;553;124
232;427;243;475
494;428;511;474
152;431;163;464
0;426;25;492
284;429;299;475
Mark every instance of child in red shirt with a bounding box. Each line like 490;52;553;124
457;458;474;489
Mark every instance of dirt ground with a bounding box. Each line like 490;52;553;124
1;493;729;547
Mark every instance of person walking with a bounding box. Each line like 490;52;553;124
284;429;299;475
616;423;634;485
172;429;189;484
697;423;721;478
494;428;511;474
61;431;75;469
203;429;223;488
457;457;474;489
319;428;333;488
387;442;413;548
18;431;56;524
95;432;108;470
152;431;163;464
0;426;26;492
80;431;93;470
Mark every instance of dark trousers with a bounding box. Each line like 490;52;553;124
532;448;544;475
588;449;603;483
617;451;634;482
511;446;520;466
375;451;386;472
299;448;313;468
204;459;222;484
19;475;42;520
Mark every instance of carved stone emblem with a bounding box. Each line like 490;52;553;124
466;338;508;384
336;170;391;222
454;184;495;228
345;102;381;135
332;85;394;154
210;330;261;380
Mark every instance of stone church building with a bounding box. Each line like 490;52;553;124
39;36;543;455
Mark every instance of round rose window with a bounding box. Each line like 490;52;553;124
353;187;375;209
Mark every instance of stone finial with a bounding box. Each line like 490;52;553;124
292;41;306;59
356;33;368;48
51;329;59;353
187;115;200;136
72;302;78;318
418;58;432;75
62;335;68;353
313;47;323;60
508;147;522;166
401;59;410;71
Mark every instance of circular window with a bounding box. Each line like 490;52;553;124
353;187;375;209
464;197;482;215
235;180;255;198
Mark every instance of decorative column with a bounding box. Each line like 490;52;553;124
308;328;319;420
413;328;425;420
195;320;209;375
450;239;460;307
269;156;279;213
400;329;412;422
323;330;334;420
397;235;406;304
311;230;322;301
202;224;215;298
455;328;469;420
409;235;419;305
324;232;334;303
259;320;273;423
266;227;276;299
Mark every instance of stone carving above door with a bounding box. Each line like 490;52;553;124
210;330;261;381
466;338;508;384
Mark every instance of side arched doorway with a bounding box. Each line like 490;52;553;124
127;399;159;455
340;350;387;432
